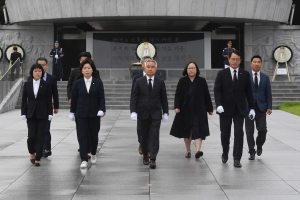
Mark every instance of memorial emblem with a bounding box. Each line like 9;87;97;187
5;44;25;62
135;42;157;60
0;47;3;61
273;45;293;63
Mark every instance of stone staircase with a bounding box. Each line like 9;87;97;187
15;80;300;110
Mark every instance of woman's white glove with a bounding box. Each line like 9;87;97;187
97;110;104;117
162;113;168;122
249;109;256;120
131;112;137;121
21;115;26;120
69;113;75;121
48;115;53;121
217;106;224;113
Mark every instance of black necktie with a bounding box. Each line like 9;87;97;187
148;79;152;94
254;73;258;89
233;70;237;85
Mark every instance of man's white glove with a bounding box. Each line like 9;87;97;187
162;113;168;122
69;113;75;121
97;110;104;117
55;55;59;59
131;112;137;121
249;109;256;120
48;115;53;121
21;115;26;120
217;106;224;113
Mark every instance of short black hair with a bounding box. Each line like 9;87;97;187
251;55;262;62
77;58;98;79
36;57;48;64
13;47;17;50
182;61;200;76
229;50;242;59
29;64;45;78
78;52;92;60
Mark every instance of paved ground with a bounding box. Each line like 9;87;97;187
0;109;300;200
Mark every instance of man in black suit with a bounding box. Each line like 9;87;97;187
131;55;152;155
28;57;59;157
10;46;22;80
130;60;169;169
214;50;255;168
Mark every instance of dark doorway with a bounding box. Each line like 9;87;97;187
59;40;86;80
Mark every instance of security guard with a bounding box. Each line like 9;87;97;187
10;46;22;80
49;41;64;81
222;41;235;68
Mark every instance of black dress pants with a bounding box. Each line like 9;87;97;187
140;117;161;161
245;105;267;154
220;106;244;160
43;120;52;151
77;117;100;162
27;113;48;161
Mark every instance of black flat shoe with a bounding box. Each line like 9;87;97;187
185;152;191;158
249;154;255;160
150;160;156;169
143;156;149;165
234;160;242;168
35;162;40;167
222;153;228;163
30;159;35;164
257;147;263;156
195;151;203;158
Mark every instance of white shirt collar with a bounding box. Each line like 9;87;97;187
143;71;146;76
33;79;41;84
229;67;239;73
252;71;260;76
84;77;92;82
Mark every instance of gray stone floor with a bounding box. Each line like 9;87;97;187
0;109;300;200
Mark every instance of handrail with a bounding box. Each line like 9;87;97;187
0;58;22;81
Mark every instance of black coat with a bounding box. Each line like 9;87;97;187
21;79;53;119
214;68;254;116
170;76;213;138
70;77;106;118
28;73;59;109
130;76;169;120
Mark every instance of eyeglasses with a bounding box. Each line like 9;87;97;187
230;58;241;62
187;67;196;70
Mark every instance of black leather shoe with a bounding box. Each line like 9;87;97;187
150;160;156;169
257;147;262;156
185;152;191;158
143;156;149;165
30;159;35;164
195;151;203;158
249;154;255;160
234;160;242;168
222;153;228;163
35;162;40;167
43;150;52;158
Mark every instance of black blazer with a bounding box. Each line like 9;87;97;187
130;76;169;120
10;52;22;63
67;67;100;100
21;79;53;119
214;67;254;116
28;73;59;109
70;77;106;118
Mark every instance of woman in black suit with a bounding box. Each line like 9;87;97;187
69;59;106;169
21;64;53;166
170;62;213;159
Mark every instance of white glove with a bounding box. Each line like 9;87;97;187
217;106;224;113
249;109;256;120
97;110;104;117
131;112;137;121
69;113;75;121
21;115;26;120
48;115;53;121
162;113;168;122
55;55;59;59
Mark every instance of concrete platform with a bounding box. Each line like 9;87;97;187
0;109;300;199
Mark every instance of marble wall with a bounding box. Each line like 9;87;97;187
244;25;300;81
0;25;54;79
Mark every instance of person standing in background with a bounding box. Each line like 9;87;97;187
222;41;235;68
49;41;64;81
10;46;22;80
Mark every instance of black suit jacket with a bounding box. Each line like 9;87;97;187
70;77;106;118
214;67;254;116
28;73;59;109
67;67;100;100
130;76;169;120
21;79;53;119
10;52;22;63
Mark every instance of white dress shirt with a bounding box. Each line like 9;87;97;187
33;79;41;98
146;75;154;87
230;67;239;80
252;71;260;86
84;77;92;93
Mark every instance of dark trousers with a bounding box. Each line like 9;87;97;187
75;118;91;152
245;106;267;154
77;117;100;162
10;65;20;80
27;113;48;161
43;120;51;151
140;117;161;161
52;62;63;80
220;107;244;160
137;119;141;143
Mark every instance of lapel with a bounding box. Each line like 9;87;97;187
27;80;35;99
142;76;151;96
152;76;160;96
80;78;89;94
226;68;235;88
36;80;44;99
